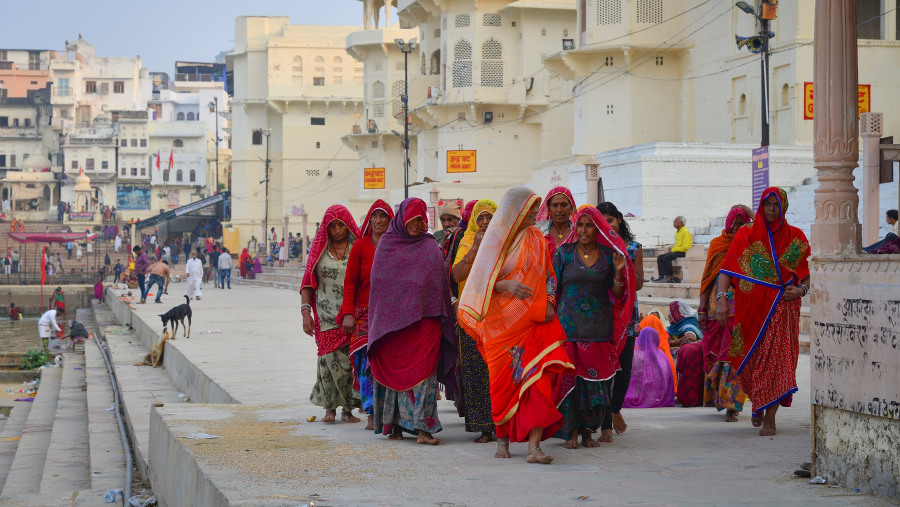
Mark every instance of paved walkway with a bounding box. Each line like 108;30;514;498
114;281;886;506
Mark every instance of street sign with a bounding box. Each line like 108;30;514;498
752;146;770;209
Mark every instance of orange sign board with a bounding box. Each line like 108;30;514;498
803;82;871;120
447;150;477;173
363;168;385;189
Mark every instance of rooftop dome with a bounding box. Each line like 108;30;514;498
20;150;52;172
74;171;92;192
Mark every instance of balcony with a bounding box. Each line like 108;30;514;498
51;87;75;105
0;126;40;140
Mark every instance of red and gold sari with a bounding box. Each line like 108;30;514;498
720;187;810;417
459;187;574;442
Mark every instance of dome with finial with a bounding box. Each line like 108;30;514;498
21;150;52;172
74;171;92;192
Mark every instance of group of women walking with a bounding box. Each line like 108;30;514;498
298;184;810;464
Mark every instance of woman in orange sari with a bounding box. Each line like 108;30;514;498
459;186;575;464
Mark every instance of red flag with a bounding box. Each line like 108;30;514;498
168;149;174;171
156;150;161;171
41;246;46;286
79;167;83;175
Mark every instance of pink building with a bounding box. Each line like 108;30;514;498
0;49;54;99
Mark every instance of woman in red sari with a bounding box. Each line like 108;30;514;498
536;186;576;258
459;186;575;464
239;248;251;278
339;199;394;431
717;188;810;436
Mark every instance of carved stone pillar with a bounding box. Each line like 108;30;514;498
859;113;883;246
812;0;861;255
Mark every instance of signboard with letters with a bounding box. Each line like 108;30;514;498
804;82;870;120
447;150;476;173
364;168;386;189
67;212;94;222
751;146;770;209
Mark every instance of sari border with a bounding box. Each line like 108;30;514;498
752;386;798;418
495;339;573;425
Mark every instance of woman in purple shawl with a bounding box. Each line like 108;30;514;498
623;328;676;408
367;198;458;445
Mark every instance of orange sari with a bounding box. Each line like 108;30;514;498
638;314;676;393
459;188;574;442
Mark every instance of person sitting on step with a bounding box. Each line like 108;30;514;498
652;216;692;283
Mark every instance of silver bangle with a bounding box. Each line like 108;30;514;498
800;284;809;296
613;279;625;287
300;303;313;313
715;292;729;300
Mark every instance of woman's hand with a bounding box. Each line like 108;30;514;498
544;303;555;323
698;313;707;333
342;314;356;334
782;285;805;302
472;231;485;250
302;311;314;336
495;280;533;299
715;300;728;327
612;252;626;273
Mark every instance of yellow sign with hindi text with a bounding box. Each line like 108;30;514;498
364;168;385;189
447;150;477;173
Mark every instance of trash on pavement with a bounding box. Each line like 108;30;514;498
809;476;827;484
127;494;157;506
105;489;123;502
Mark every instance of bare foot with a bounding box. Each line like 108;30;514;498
751;416;763;427
341;410;360;423
581;431;600;448
599;428;613;442
495;439;511;458
388;426;403;440
612;413;627;434
417;431;441;445
527;447;553;464
365;415;374;431
564;431;579;449
725;409;739;422
322;409;336;423
759;421;776;436
474;432;493;443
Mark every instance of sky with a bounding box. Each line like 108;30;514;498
1;0;365;73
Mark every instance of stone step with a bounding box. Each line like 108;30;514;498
0;394;34;492
80;310;126;492
0;365;62;499
91;300;184;482
38;353;91;496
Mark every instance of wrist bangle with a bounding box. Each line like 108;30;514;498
300;303;312;313
613;279;625;287
715;292;729;300
800;284;809;296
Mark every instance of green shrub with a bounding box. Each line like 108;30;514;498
20;349;48;370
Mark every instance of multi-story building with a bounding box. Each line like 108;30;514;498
59;114;118;209
148;121;208;215
227;16;366;245
0;48;53;99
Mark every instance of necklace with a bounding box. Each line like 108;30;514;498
552;223;570;239
331;242;348;260
577;244;597;259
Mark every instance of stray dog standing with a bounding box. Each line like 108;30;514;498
160;295;192;339
134;328;170;367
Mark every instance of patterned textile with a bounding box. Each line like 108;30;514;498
738;298;800;416
675;341;710;407
554;377;611;438
373;375;442;435
350;306;374;415
704;361;746;412
309;346;361;410
458;326;495;433
453;199;498;296
536;186;577;258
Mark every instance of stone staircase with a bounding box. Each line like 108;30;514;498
0;308;128;505
232;263;304;290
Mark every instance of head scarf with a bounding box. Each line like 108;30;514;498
719;187;810;375
666;300;702;339
301;204;360;292
577;204;594;213
638;313;676;393
360;199;394;237
459;187;540;323
368;198;457;384
458;199;478;231
453;199;498;294
561;206;637;353
623;328;676;408
699;205;751;312
438;199;462;220
536;186;576;222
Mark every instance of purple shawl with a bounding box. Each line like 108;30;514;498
368;198;458;387
623;328;676;408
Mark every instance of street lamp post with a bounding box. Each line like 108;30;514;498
395;38;417;200
255;128;272;244
208;97;220;194
736;1;775;147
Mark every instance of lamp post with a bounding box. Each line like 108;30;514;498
255;128;272;244
208;97;220;194
736;1;775;147
395;37;417;200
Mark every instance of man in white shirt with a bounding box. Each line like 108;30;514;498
218;248;233;289
185;251;204;300
39;307;63;350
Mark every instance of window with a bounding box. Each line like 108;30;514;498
252;131;262;145
453;40;473;88
173;139;183;148
85;81;97;93
333;56;342;65
483;13;501;27
316;142;321;148
292;56;302;85
131;168;138;176
857;0;882;39
315;56;324;64
0;117;6;127
114;81;124;93
656;56;664;66
455;14;470;28
86;158;95;170
607;104;614;114
176;169;183;182
313;77;325;86
189;169;196;182
311;117;325;126
24;118;32;127
636;0;663;24
596;0;622;25
140;167;146;176
28;51;40;71
10;155;15;167
605;56;614;66
176;112;185;120
186;112;195;121
392;80;404;118
140;139;147;147
130;139;138;147
0;155;5;168
13;118;19;126
101;161;108;169
120;139;127;147
781;84;790;107
121;167;126;176
373;81;385;98
307;170;320;177
430;50;441;75
481;39;503;87
72;160;79;170
163;170;169;182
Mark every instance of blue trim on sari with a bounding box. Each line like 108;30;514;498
753;387;798;418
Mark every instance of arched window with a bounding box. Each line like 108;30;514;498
481;38;503;87
176;169;183;182
453;40;472;88
333;56;342;64
315;56;324;64
781;84;790;107
373;81;385;98
186;112;195;121
332;55;343;84
173;139;184;148
430;50;441;75
163;170;169;182
176;112;185;120
738;94;747;115
372;81;385;117
189;169;196;182
292;56;303;85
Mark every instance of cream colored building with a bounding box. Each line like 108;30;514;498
227;16;366;246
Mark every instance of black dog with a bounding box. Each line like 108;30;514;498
159;295;192;339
